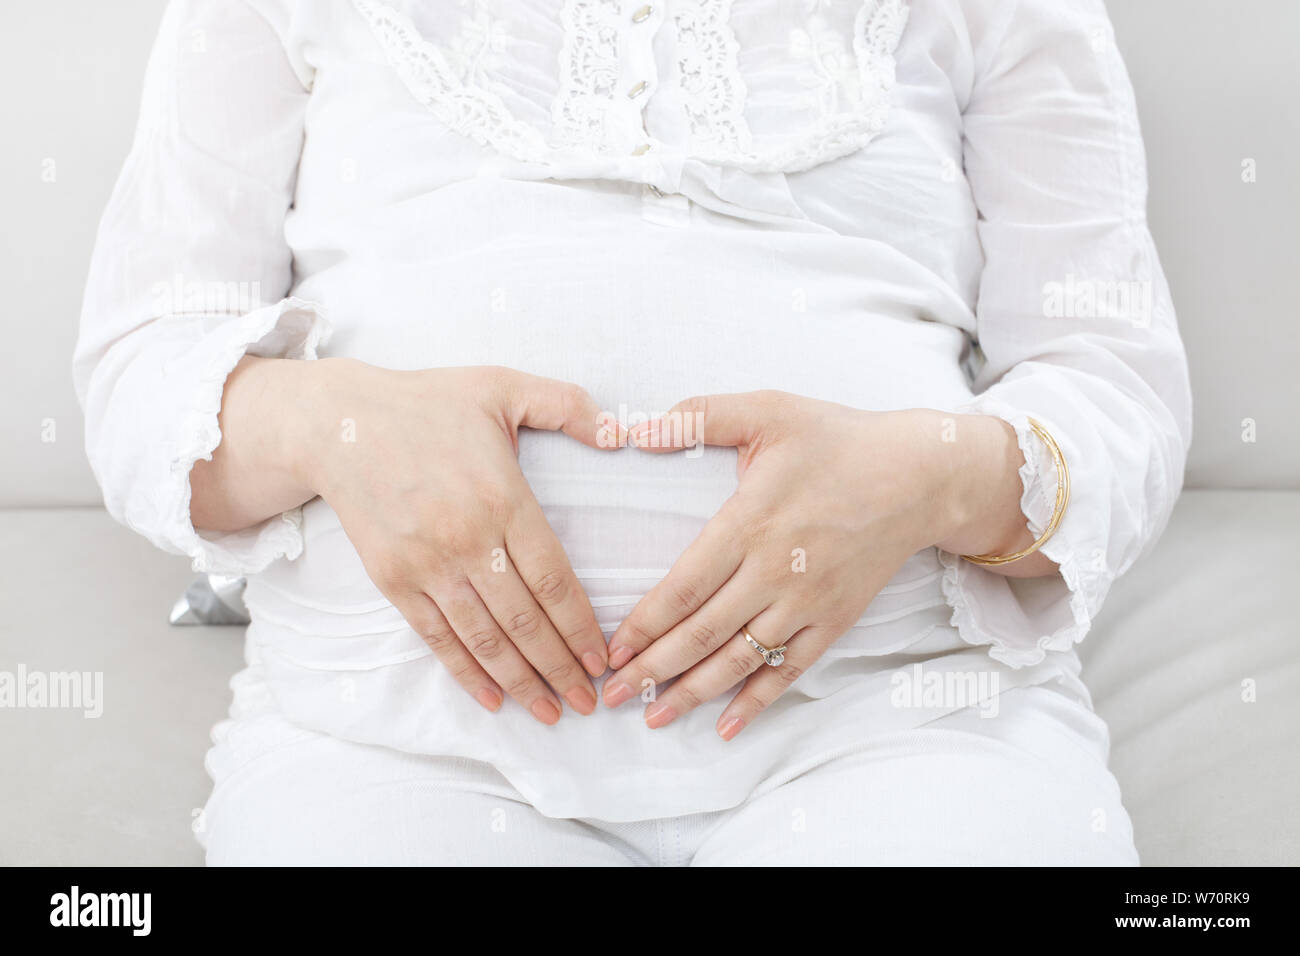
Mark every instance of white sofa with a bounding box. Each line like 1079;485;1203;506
1;1;1295;865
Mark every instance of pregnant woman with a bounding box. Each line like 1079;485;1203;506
75;0;1191;865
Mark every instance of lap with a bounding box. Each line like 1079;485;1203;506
693;687;1138;866
201;687;1136;865
201;716;636;866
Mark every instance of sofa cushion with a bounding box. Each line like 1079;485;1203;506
1079;489;1300;865
0;508;239;865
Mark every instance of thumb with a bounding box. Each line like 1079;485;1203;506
504;371;624;450
628;393;763;453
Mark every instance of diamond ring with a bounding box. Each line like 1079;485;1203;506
741;626;787;667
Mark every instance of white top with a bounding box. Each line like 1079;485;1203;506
74;0;1192;819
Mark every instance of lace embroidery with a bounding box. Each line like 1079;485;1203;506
351;0;549;164
444;6;513;91
791;14;861;116
740;0;910;172
353;0;910;174
674;0;752;160
552;0;624;152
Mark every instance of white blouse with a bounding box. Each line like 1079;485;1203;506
74;0;1192;819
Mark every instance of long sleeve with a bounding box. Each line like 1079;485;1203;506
939;0;1194;667
73;0;330;575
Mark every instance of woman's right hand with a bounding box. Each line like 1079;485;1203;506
291;360;623;724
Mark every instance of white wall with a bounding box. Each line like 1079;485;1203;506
1107;0;1299;488
1;1;167;506
1;0;1295;507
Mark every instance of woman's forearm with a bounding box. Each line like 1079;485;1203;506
189;355;327;533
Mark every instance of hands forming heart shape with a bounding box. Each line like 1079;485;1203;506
261;361;1036;740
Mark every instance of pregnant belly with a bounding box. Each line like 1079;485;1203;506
268;205;976;656
250;346;966;678
292;216;976;539
237;191;1038;813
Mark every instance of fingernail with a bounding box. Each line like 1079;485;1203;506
608;645;634;669
582;651;607;677
476;688;503;712
604;681;634;708
645;702;677;729
596;418;630;448
564;685;597;716
718;716;745;741
530;698;562;724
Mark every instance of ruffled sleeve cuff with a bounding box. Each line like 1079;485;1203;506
937;399;1097;668
163;297;331;576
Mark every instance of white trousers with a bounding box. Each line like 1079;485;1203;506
199;685;1139;866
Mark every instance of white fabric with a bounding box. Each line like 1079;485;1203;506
245;533;1082;818
202;679;1138;865
73;0;1191;822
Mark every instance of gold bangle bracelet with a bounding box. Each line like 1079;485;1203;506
961;417;1070;567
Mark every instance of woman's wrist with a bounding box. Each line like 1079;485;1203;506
276;355;370;501
927;411;1035;559
223;354;360;503
189;354;337;531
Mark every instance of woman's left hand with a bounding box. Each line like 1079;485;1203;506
601;392;1041;740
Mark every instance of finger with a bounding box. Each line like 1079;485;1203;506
604;564;767;710
501;371;625;450
468;559;598;717
606;500;748;669
505;499;609;679
628;392;768;452
433;582;565;725
716;625;840;740
643;604;805;731
393;591;503;713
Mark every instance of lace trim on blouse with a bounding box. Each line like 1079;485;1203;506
673;0;753;161
552;0;626;152
351;0;910;173
351;0;552;163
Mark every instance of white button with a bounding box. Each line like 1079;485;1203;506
627;80;649;99
632;5;653;22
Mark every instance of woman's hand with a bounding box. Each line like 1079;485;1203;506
206;358;625;725
600;392;1049;739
